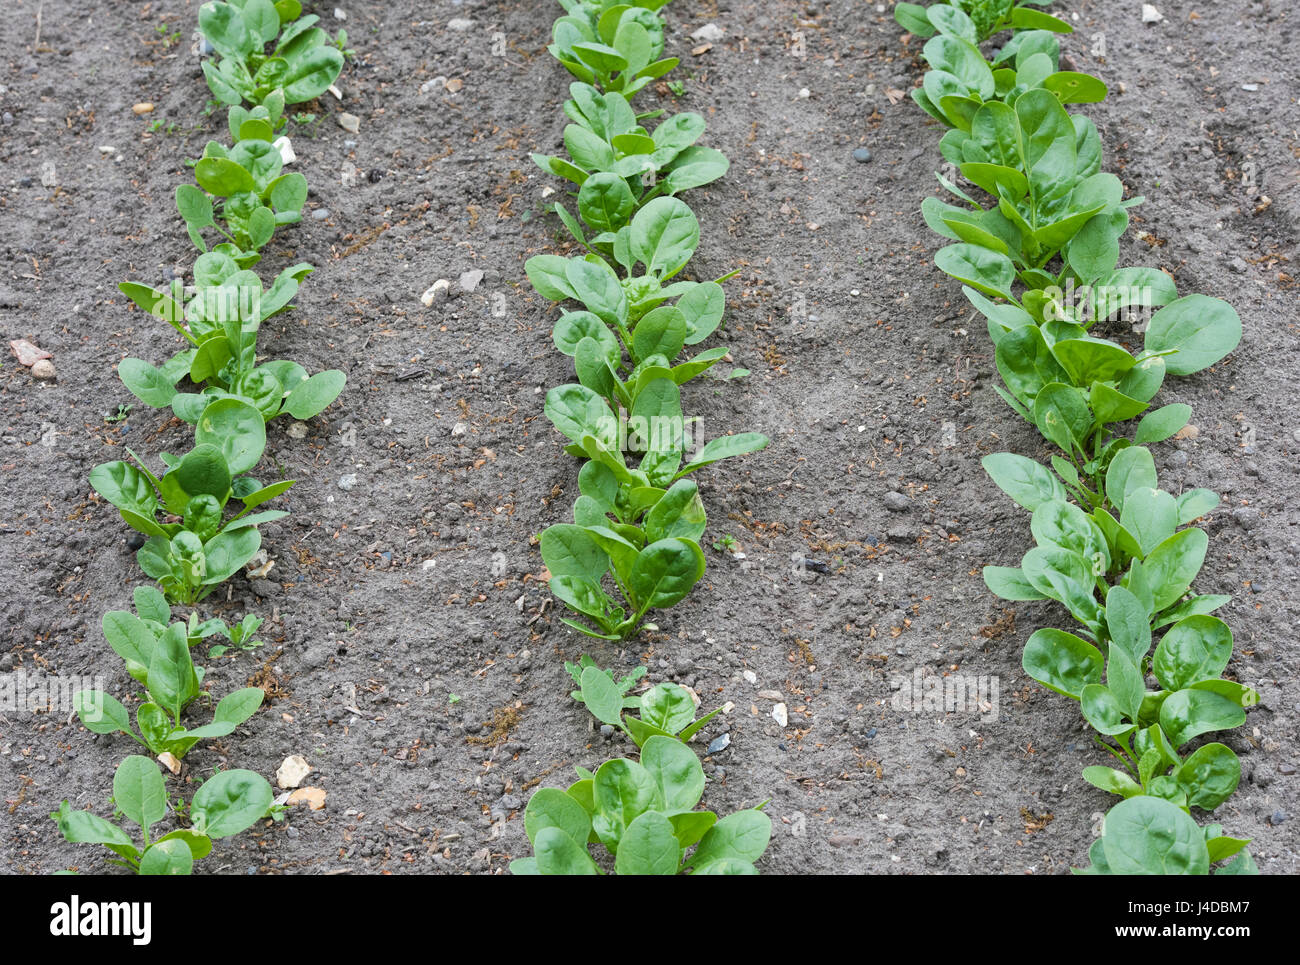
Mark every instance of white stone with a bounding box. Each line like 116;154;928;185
274;135;296;164
421;279;451;306
448;18;474;31
772;703;789;727
277;755;313;789
1141;4;1163;22
691;23;724;42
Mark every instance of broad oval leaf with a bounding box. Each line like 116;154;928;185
1101;795;1208;875
1144;295;1242;376
1022;627;1103;698
190;769;273;839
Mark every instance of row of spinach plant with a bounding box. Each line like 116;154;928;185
511;0;773;875
893;1;1258;874
49;0;348;874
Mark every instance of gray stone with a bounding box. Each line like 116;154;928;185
883;491;910;512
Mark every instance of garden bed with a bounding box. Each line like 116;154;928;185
2;0;1296;874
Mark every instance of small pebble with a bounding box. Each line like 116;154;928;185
274;136;296;164
336;112;360;133
883;491;909;512
707;733;731;754
312;208;331;220
853;147;873;163
337;473;357;491
31;359;56;381
421;279;451;306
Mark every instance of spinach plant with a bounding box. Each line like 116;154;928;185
117;255;345;424
177;106;308;266
198;0;344;118
89;399;292;603
74;607;265;760
510;736;770;874
539;451;768;639
567;656;722;747
566;654;646;709
548;1;679;97
95;585;263;659
529;201;767;639
896;0;1069;44
207;613;265;657
1077;796;1258;876
896;0;1256;874
51;756;273;875
984;456;1257;813
911;21;1107;134
533;83;728;250
529;5;768;642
